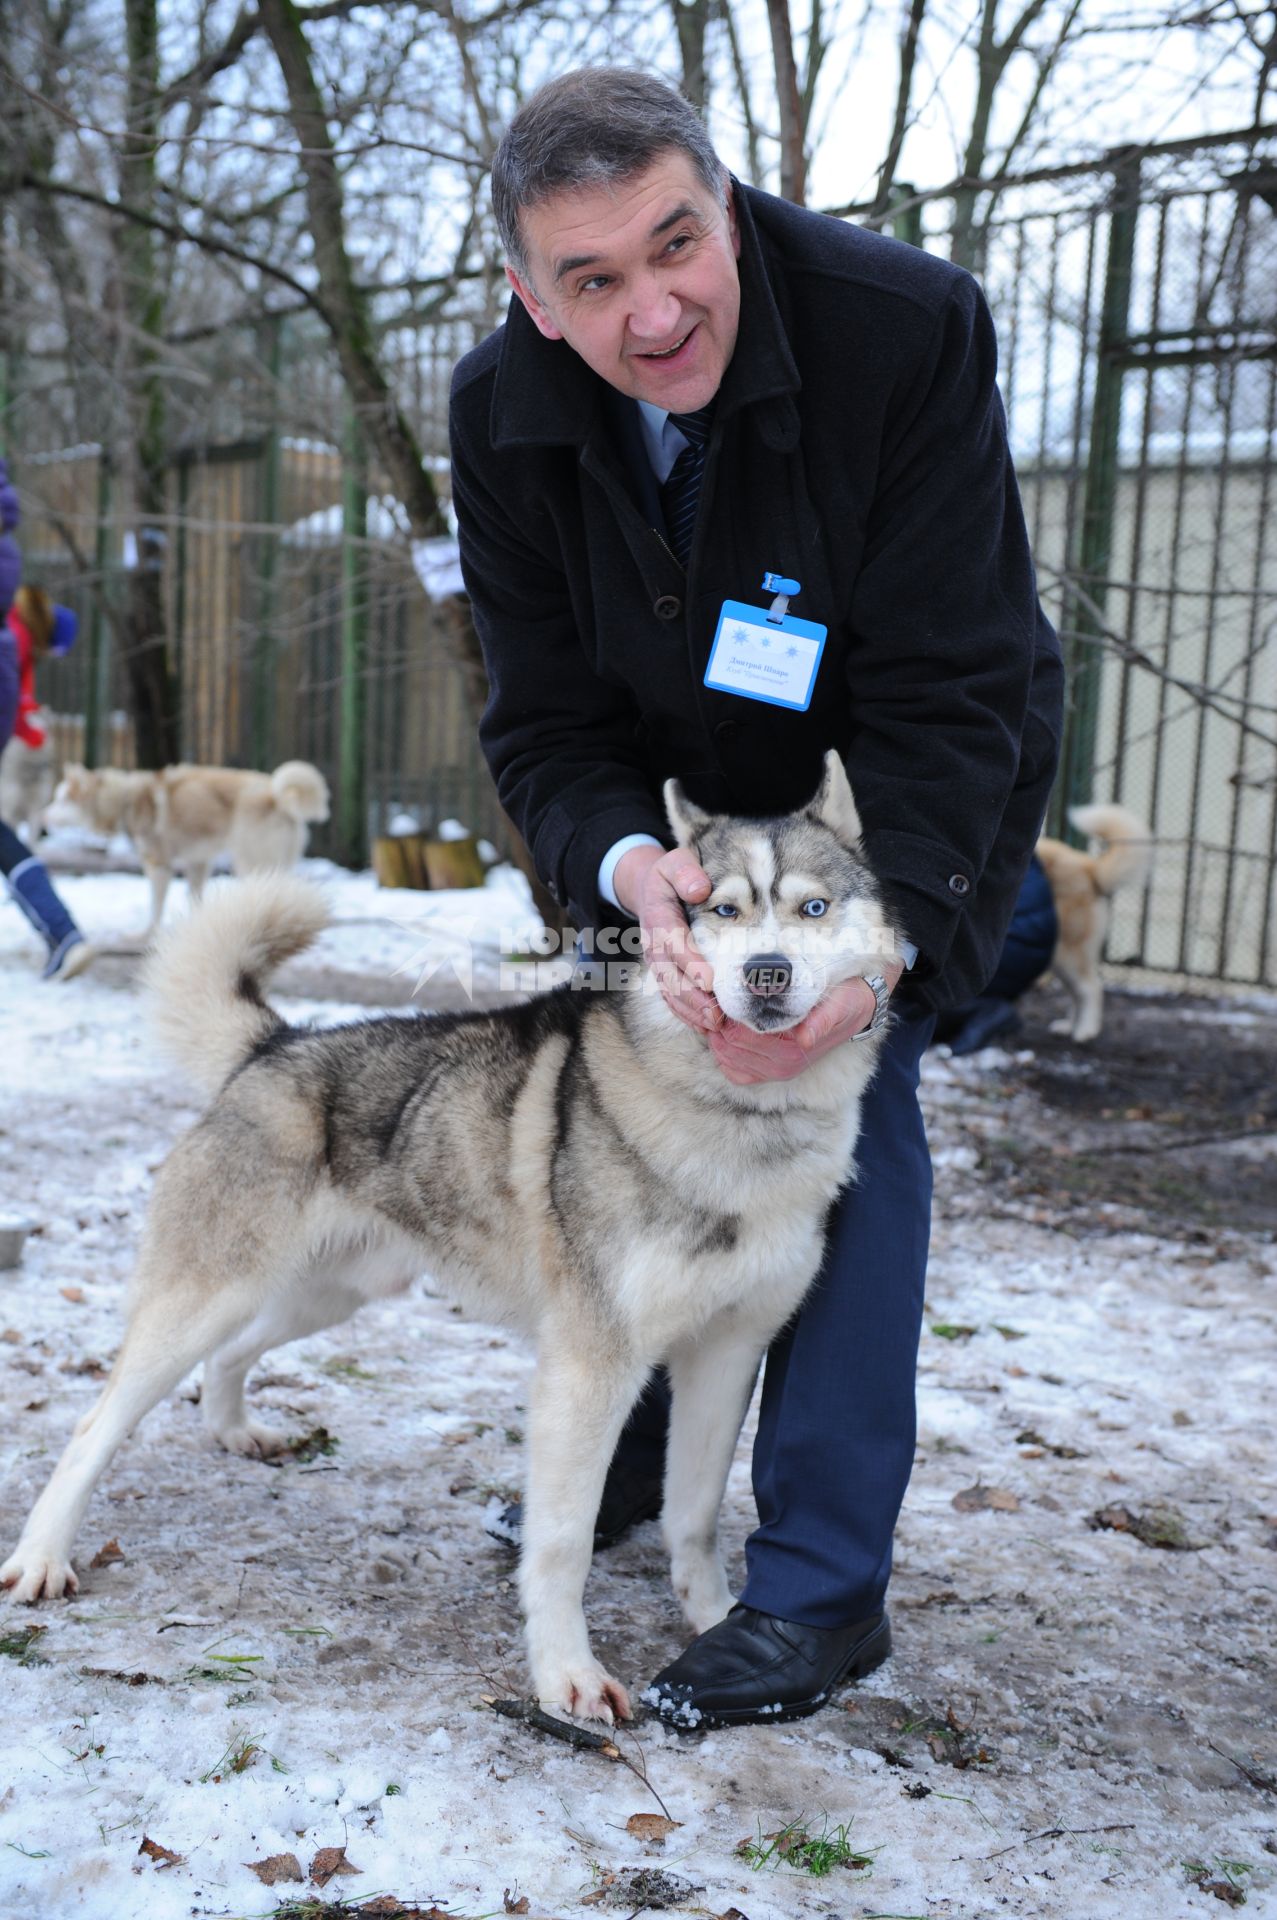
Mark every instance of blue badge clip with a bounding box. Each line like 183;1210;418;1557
761;572;801;623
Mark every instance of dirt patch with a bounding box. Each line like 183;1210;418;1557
955;979;1277;1237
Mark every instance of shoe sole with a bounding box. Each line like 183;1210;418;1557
650;1615;893;1731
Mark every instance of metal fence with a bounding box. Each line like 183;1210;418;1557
931;130;1277;986
9;127;1277;983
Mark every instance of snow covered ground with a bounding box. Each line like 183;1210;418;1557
1;857;1274;1920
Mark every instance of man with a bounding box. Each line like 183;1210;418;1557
449;68;1062;1728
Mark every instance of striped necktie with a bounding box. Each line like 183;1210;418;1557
659;406;714;567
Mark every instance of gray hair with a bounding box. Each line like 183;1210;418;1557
492;68;727;281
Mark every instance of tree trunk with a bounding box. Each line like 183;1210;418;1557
765;0;808;204
119;0;180;766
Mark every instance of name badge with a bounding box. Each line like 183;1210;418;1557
704;599;827;712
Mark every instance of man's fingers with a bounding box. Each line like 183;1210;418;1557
670;861;711;902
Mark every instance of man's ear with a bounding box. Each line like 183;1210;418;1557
664;778;712;849
725;175;741;259
809;749;863;846
505;264;564;343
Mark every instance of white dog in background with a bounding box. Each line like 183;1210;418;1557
47;759;330;933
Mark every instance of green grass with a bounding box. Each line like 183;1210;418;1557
738;1815;874;1877
0;1625;50;1667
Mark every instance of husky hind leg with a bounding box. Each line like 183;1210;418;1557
2;1267;272;1603
200;1275;372;1457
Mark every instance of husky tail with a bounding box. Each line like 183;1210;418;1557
270;759;331;824
144;875;328;1093
1068;803;1152;896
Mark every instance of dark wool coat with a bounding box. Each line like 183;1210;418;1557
449;183;1064;1010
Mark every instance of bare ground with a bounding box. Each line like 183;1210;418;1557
1;964;1275;1918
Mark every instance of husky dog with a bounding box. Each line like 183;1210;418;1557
3;754;902;1723
0;736;57;839
1036;803;1152;1042
48;759;330;934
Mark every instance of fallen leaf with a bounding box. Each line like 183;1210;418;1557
248;1853;304;1886
59;1287;86;1304
626;1813;682;1844
503;1891;530;1914
311;1844;361;1887
60;1357;108;1378
89;1539;125;1568
137;1835;183;1868
1;1328;21;1344
1088;1502;1198;1549
952;1484;1020;1513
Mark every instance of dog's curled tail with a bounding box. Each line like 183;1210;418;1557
270;759;331;824
1068;803;1153;896
144;876;328;1093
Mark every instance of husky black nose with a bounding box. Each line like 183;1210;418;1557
743;952;792;997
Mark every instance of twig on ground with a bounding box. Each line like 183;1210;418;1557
482;1698;673;1819
1208;1741;1277;1794
984;1822;1136;1859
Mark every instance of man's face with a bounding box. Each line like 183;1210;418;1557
506;151;742;412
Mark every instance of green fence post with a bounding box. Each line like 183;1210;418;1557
337;412;368;868
252;313;283;768
84;451;113;769
1055;152;1139;837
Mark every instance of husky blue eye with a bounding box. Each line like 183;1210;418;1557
714;902;739;918
802;899;829;918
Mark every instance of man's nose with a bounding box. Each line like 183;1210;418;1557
628;276;681;341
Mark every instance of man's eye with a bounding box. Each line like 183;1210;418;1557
801;899;829;918
713;902;739;919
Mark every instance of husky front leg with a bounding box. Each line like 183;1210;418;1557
662;1331;763;1633
520;1334;646;1723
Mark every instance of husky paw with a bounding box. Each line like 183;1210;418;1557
211;1420;294;1460
536;1663;632;1726
1;1549;80;1604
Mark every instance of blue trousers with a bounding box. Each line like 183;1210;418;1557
0;816;83;964
613;1004;935;1627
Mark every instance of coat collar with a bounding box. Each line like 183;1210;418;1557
489;181;802;455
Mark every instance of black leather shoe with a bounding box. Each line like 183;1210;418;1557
640;1604;891;1729
484;1471;663;1553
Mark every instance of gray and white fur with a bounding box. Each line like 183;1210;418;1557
3;752;904;1723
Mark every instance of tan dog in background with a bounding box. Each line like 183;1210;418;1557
48;760;330;934
1036;803;1152;1042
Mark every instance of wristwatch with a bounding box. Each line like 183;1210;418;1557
852;972;891;1040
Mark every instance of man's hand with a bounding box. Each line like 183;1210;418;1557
708;963;904;1087
613;843;723;1033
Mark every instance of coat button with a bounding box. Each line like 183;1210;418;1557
714;719;739;744
948;873;971;897
653;595;681;620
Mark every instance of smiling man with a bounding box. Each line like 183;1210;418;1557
449;68;1062;1727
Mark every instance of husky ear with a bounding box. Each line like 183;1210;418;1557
664;779;712;849
810;750;863;846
